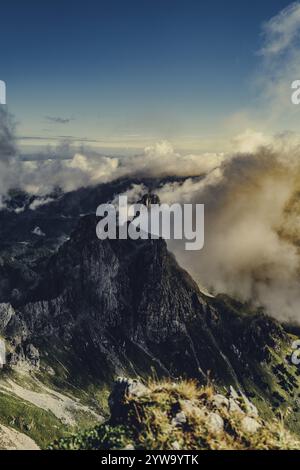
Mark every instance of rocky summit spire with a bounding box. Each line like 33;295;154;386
138;192;160;209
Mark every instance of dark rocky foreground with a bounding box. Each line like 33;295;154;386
51;377;300;450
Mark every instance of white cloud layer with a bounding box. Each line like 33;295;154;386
3;103;300;321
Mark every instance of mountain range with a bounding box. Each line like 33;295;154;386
0;179;299;448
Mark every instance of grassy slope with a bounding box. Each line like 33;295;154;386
50;379;300;450
0;348;107;449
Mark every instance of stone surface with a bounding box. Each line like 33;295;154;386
172;411;187;427
25;343;40;367
229;398;244;414
241;416;261;434
0;424;39;450
212;394;229;410
242;395;259;418
109;378;148;422
0;303;14;332
207;412;224;434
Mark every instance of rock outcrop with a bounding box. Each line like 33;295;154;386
0;424;40;450
50;378;300;450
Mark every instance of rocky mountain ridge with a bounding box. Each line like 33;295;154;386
0;183;299;446
0;215;287;385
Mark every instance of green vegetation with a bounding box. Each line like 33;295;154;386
0;390;68;448
36;339;111;415
0;365;105;449
50;379;300;450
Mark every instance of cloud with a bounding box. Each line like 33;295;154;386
11;140;224;196
29;196;55;211
0;107;17;162
230;129;273;153
3;102;300;322
18;135;98;142
0;107;21;195
157;136;300;323
45;116;73;124
223;3;300;136
120;141;224;179
259;2;300;56
254;2;300;128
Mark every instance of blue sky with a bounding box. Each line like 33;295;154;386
0;0;296;153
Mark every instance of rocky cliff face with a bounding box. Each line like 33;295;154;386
0;215;295;392
0;186;299;440
3;215;237;381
